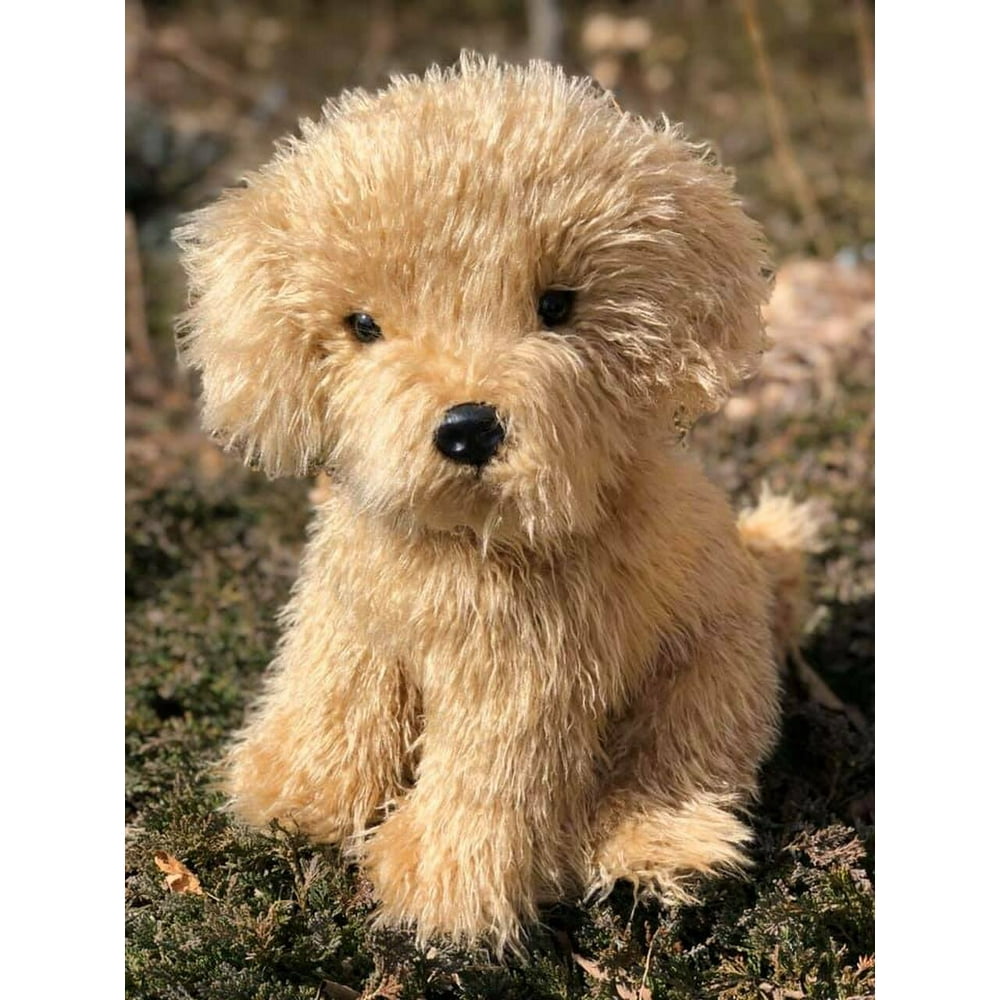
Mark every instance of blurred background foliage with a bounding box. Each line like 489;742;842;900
126;0;873;383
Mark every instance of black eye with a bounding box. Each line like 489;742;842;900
346;312;382;343
537;289;576;328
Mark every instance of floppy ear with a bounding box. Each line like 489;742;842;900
633;123;773;422
173;172;333;478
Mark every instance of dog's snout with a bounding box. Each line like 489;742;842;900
434;403;505;466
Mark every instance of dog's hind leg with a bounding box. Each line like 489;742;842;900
587;628;779;902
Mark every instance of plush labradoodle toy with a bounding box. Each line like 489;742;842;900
176;54;816;949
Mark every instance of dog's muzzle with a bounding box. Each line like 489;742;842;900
433;403;505;467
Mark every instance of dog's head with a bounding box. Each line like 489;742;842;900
176;54;770;545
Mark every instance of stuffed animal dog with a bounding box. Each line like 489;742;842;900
176;53;814;949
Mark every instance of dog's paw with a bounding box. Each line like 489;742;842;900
362;803;532;950
588;793;753;903
224;736;380;843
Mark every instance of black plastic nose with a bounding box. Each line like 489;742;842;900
434;403;505;466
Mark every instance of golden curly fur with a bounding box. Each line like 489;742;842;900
175;53;817;950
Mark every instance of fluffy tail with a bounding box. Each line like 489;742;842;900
737;487;827;656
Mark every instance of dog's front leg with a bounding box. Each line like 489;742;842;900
362;678;597;950
223;587;419;844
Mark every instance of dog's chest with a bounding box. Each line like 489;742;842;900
312;510;675;707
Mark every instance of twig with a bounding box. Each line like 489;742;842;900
851;0;875;128
124;0;148;82
154;26;262;105
526;0;563;63
737;0;835;258
639;927;661;996
125;211;159;385
360;0;397;89
791;647;867;731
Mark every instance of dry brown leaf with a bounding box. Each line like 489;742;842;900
613;983;653;1000
321;983;360;1000
573;954;610;981
725;259;874;423
153;850;203;895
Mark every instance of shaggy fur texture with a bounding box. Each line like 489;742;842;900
175;54;817;950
